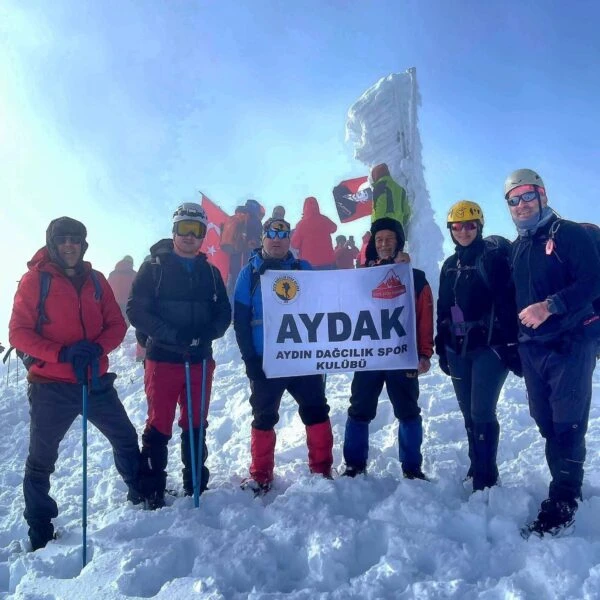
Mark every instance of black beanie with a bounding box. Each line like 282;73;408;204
45;216;89;266
364;217;406;264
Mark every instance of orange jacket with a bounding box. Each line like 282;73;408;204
9;248;126;383
107;260;137;307
291;197;337;267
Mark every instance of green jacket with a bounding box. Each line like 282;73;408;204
371;175;411;228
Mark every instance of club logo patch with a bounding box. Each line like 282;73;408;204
273;275;300;304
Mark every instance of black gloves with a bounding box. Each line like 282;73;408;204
59;340;102;383
244;356;266;381
438;353;450;376
176;332;201;349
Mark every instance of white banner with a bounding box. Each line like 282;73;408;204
261;264;418;378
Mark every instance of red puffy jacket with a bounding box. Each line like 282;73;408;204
107;259;137;308
9;248;127;383
291;197;337;267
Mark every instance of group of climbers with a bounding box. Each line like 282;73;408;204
7;165;598;553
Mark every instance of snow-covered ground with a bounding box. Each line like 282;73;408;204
1;327;600;599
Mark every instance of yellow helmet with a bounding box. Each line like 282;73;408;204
447;200;484;227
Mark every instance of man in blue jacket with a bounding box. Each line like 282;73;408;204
505;169;600;538
233;217;333;495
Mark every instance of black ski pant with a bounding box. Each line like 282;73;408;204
347;369;420;423
447;346;507;487
519;338;596;502
24;375;141;539
249;375;330;430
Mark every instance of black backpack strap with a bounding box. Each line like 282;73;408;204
89;269;103;301
35;271;52;333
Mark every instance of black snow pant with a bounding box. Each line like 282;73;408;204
447;346;507;490
24;375;141;547
519;337;596;503
345;369;422;471
249;375;330;430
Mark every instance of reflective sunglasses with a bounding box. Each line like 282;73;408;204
54;235;83;245
264;229;290;240
506;190;539;207
174;220;206;238
449;221;478;232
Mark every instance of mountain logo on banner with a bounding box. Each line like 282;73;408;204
372;269;406;299
272;275;300;304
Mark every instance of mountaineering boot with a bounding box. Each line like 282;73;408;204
342;416;369;476
240;477;272;497
181;428;210;497
521;498;577;539
248;427;276;487
398;416;428;480
472;421;500;491
140;426;170;510
306;420;334;478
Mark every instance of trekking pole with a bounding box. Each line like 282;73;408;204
5;353;9;387
184;360;199;507
197;358;208;504
82;382;89;568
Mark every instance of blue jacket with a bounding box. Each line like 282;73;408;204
233;250;311;359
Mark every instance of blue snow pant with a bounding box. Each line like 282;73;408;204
24;375;141;548
447;346;508;490
519;338;596;502
344;369;422;472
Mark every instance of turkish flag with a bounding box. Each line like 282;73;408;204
200;193;230;283
332;176;372;223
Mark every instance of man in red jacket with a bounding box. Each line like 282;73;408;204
9;217;144;551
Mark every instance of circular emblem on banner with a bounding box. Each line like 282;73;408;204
272;275;300;304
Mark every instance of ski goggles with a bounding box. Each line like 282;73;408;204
53;234;83;245
173;220;207;238
506;186;541;207
449;221;478;232
264;229;291;240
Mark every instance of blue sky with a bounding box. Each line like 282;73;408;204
1;0;599;343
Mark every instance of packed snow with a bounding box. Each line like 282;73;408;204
346;69;444;292
1;326;600;599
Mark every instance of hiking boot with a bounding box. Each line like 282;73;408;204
29;523;55;552
144;491;166;511
402;468;429;481
521;498;577;539
127;488;145;506
240;477;272;497
341;466;366;478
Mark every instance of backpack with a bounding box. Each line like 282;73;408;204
220;215;247;254
4;270;103;369
549;220;600;353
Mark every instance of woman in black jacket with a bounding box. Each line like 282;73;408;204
436;200;519;491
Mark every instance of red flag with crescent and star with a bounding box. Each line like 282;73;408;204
199;192;230;283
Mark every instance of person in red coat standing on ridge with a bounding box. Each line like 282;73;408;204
291;196;337;269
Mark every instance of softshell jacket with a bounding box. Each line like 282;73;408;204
371;175;411;229
436;237;519;354
9;247;126;383
126;239;231;364
234;250;311;359
367;258;434;359
511;215;600;343
108;260;137;307
291;197;337;267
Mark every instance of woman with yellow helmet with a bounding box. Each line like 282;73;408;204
435;200;519;492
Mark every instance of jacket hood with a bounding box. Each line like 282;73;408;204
365;217;406;263
302;196;320;218
149;238;208;263
27;246;92;276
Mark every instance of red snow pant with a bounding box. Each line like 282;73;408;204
144;359;215;436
